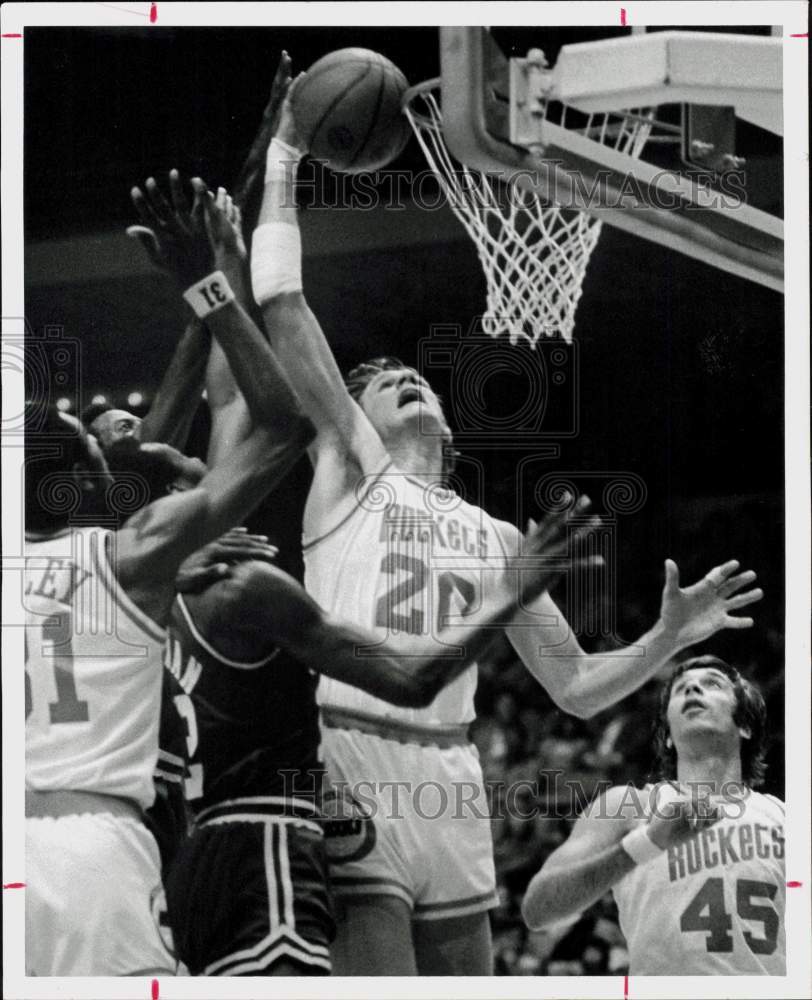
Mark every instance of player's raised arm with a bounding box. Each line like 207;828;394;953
522;786;637;929
118;171;315;622
246;63;381;474
282;507;602;706
188;506;602;707
137;318;210;451
198;189;255;465
498;512;764;718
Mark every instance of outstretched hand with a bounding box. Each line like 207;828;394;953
192;180;247;267
658;558;763;648
128;171;249;291
515;495;603;604
175;527;279;594
127;169;212;287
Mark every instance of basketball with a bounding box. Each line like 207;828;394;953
292;48;411;173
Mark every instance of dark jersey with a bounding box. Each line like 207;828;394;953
163;595;322;815
145;667;192;875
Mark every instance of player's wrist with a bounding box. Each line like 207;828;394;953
620;825;663;865
642;616;685;662
216;254;250;299
266;136;303;184
183;271;236;320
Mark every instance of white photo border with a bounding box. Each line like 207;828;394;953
2;2;809;998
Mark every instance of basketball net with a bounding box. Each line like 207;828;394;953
404;82;652;346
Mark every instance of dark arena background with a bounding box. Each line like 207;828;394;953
24;25;784;977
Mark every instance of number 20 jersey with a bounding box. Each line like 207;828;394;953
25;527;166;810
303;461;512;729
613;786;785;975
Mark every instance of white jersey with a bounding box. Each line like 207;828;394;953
304;459;513;728
613;785;785;975
25;526;166;810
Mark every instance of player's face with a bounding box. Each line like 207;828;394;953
91;409;142;451
666;666;744;750
359;368;450;440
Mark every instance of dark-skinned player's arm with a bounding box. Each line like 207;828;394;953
191;185;263;466
132;174;259;467
245;58;386;493
136;318;210;451
174;527;279;594
129;193;265;462
128;172;299;442
232;51;293;245
305;510;603;706
181;183;317;469
117;172;315;625
128;179;215;453
207;50;297;466
205;508;602;707
521;784;720;929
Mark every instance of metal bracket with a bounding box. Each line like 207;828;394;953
510;49;555;149
681;104;745;174
440;27;783;293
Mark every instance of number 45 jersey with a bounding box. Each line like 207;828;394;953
613;785;786;975
25;527;166;810
304;461;513;729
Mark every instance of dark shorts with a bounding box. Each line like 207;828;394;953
166;801;334;976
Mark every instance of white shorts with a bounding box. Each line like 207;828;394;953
26;812;176;975
320;724;497;921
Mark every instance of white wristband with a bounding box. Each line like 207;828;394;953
621;826;663;866
266;137;303;183
251;222;302;304
182;271;236;319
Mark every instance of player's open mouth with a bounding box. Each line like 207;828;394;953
398;388;423;407
682;699;707;714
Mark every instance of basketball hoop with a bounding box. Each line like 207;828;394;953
403;79;653;346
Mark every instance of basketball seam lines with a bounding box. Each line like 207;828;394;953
309;62;376;158
346;60;387;169
298;54;383;90
355;82;410;156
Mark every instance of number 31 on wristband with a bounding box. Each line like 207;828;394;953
183;271;235;319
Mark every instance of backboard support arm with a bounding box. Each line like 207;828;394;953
439;27;783;293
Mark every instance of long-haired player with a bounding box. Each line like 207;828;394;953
522;655;784;975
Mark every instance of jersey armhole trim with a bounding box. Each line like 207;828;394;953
302;458;394;553
175;594;279;670
762;793;786;814
94;530;166;645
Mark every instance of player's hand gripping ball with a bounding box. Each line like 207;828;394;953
292;48;411;173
